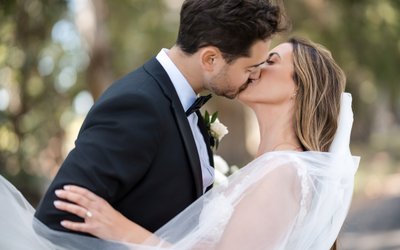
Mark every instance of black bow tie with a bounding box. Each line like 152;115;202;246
186;94;212;116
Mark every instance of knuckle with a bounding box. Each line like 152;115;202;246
82;189;89;196
76;196;84;204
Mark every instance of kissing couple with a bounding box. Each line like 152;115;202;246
0;0;359;249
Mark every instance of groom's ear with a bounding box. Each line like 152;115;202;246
199;46;221;72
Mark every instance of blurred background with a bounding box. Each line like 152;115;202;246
0;0;399;249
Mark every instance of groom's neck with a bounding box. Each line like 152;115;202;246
167;46;204;94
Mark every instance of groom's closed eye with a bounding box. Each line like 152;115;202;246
247;60;267;71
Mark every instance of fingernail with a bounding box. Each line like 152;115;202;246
60;221;67;226
53;200;61;207
64;185;71;190
55;190;62;196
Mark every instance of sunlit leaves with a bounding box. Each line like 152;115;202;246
0;125;19;153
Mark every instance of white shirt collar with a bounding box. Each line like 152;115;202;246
156;48;196;112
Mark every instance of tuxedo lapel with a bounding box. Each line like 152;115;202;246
143;58;203;197
196;110;214;167
196;110;214;193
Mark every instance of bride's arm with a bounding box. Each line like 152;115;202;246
216;164;302;250
54;185;155;244
55;162;304;249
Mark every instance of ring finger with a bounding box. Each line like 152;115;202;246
54;200;90;219
55;189;92;209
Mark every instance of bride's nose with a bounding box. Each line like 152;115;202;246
249;68;261;80
249;61;268;81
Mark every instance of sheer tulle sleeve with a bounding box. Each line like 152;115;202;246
140;151;358;250
215;162;304;250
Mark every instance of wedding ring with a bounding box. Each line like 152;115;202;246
85;210;93;219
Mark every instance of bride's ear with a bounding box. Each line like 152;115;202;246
290;89;298;100
199;46;221;72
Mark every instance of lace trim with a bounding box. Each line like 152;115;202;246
296;165;309;224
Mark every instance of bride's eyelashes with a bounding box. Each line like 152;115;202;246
266;52;280;65
266;56;277;65
266;56;275;65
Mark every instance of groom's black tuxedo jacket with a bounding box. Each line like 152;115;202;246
35;58;214;234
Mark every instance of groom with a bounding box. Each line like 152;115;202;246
35;0;286;235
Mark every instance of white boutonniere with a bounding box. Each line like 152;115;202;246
204;111;229;150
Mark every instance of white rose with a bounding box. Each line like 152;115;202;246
213;155;230;187
210;119;229;141
213;155;229;174
214;169;228;187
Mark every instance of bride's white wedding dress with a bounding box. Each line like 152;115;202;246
0;93;359;250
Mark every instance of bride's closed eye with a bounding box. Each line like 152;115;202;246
266;52;280;65
266;56;276;65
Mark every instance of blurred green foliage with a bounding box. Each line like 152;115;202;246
284;0;400;140
0;0;69;203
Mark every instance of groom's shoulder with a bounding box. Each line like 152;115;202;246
99;58;166;101
112;58;162;91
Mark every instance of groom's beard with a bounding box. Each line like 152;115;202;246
212;78;253;100
209;66;253;99
237;78;254;95
225;78;254;99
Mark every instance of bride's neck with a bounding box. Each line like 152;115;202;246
252;104;301;157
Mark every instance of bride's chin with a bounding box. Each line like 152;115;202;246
237;92;251;105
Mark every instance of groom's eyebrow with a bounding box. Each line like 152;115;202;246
247;61;267;69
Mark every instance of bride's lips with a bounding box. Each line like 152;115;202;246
238;81;251;94
237;78;259;95
245;78;259;88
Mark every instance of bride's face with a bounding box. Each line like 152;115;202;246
238;43;296;107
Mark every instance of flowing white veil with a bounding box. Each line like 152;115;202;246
0;93;359;250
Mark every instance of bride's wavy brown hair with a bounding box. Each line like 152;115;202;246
289;37;346;153
290;38;346;250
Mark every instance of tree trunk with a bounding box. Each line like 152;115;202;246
75;0;114;100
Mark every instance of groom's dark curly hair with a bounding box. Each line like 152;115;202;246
177;0;288;63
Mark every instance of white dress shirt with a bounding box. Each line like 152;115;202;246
156;49;214;193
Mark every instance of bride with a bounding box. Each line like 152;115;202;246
0;37;359;250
